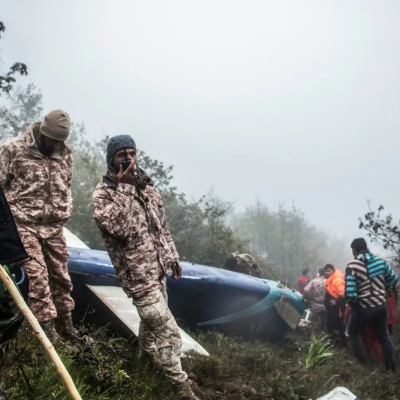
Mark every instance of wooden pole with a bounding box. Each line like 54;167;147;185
0;264;82;400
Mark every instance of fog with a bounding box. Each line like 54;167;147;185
2;0;400;244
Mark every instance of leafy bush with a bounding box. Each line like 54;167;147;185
306;333;334;369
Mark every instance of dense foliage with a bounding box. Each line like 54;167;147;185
2;323;400;400
232;202;348;284
359;202;400;263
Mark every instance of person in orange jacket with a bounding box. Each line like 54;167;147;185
323;264;346;345
344;294;398;363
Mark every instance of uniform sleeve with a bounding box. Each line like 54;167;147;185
92;184;138;241
345;265;357;300
0;143;11;188
303;279;314;295
158;197;179;261
384;262;399;296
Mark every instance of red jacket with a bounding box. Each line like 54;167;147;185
387;294;398;325
298;276;309;294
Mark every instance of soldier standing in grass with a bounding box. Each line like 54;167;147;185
0;110;78;342
92;135;201;400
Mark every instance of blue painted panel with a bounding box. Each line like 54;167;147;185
66;246;306;340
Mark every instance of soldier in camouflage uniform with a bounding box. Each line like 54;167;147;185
0;110;78;342
223;252;261;277
92;135;200;400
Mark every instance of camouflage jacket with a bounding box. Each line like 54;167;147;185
92;173;179;299
236;253;261;278
0;123;73;238
303;276;326;313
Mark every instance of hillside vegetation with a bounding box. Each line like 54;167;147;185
1;320;400;400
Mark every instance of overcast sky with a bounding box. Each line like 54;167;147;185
2;0;399;245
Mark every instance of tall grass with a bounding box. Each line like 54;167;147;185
306;334;334;369
1;324;400;399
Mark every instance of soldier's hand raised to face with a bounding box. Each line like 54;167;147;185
117;162;136;185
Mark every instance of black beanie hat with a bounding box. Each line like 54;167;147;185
106;135;136;167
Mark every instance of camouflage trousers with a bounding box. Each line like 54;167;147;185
133;284;188;385
18;227;74;323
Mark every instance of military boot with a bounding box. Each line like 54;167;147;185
40;320;62;344
56;312;79;340
174;380;202;400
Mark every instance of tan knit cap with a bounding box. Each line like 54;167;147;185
39;109;70;141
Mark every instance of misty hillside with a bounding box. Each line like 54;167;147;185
2;3;400;400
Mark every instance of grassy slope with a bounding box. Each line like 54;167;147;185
1;323;400;400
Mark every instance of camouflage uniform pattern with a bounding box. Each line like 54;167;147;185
235;253;261;277
0;123;74;322
92;173;187;385
303;276;327;313
18;227;74;322
0;123;73;239
134;280;187;385
92;179;179;298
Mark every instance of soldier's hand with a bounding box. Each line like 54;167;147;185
172;262;182;280
117;163;136;185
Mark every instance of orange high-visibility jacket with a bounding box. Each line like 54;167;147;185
326;269;345;299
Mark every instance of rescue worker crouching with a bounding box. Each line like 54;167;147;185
0;110;78;343
92;135;201;400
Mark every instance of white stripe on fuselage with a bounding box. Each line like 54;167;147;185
86;285;209;357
